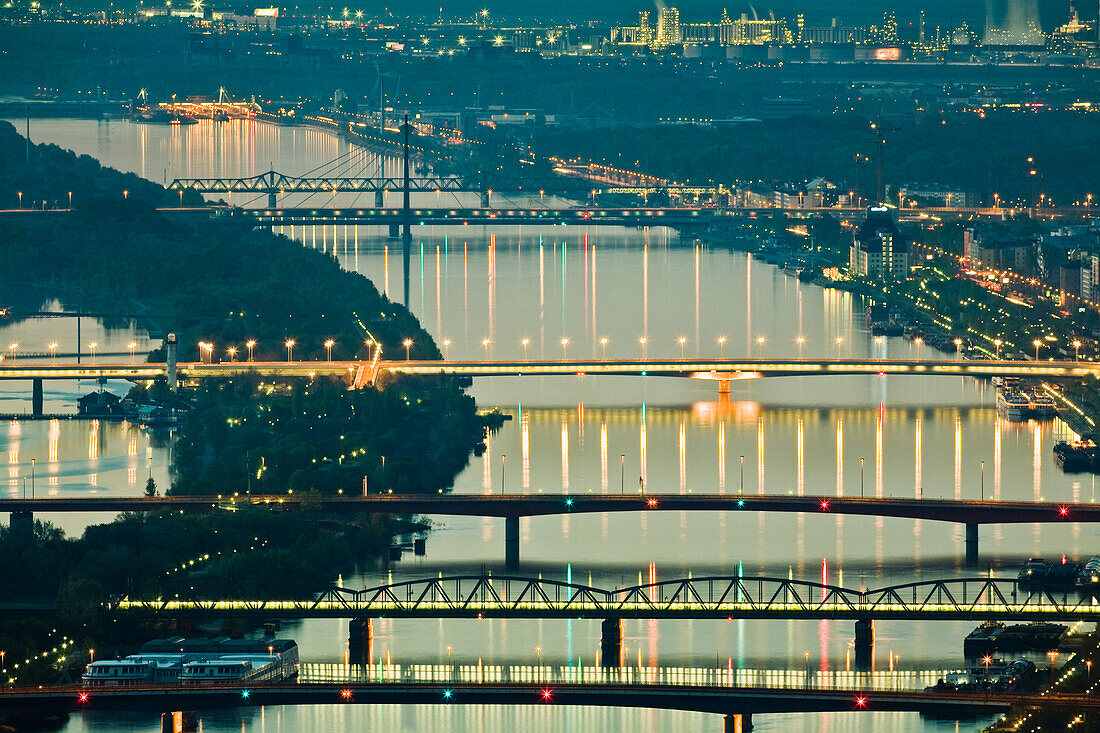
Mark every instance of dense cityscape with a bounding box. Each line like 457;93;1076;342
3;0;1100;732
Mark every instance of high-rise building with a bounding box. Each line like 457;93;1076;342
850;207;909;280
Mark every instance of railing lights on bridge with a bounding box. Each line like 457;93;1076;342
647;498;658;507
565;498;574;507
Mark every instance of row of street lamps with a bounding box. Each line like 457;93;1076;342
3;341;137;364
438;335;832;359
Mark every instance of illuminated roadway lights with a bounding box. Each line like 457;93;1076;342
599;337;609;358
127;341;138;364
403;339;413;361
1074;340;1082;361
6;343;16;363
246;340;256;362
717;336;727;357
324;339;335;362
481;338;491;358
638;337;648;358
198;342;213;364
227;346;238;363
285;339;296;362
1033;339;1042;361
88;341;98;365
520;338;530;359
442;339;452;358
47;342;58;365
560;337;570;359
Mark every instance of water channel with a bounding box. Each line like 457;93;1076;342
4;116;1093;732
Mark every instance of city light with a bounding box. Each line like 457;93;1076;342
88;341;98;364
285;339;296;362
560;337;570;358
403;338;413;361
246;340;256;362
128;341;138;364
324;339;335;362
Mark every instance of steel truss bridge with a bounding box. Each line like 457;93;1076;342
168;170;595;196
0;357;1096;382
113;574;1100;622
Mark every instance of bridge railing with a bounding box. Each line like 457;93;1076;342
298;663;951;691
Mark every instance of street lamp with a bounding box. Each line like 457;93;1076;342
1074;340;1082;362
993;339;1001;358
521;338;530;359
500;454;506;494
620;454;625;494
953;338;963;357
835;336;844;355
860;457;865;498
796;335;805;357
88;341;98;365
47;342;58;365
6;343;16;362
639;337;648;358
560;337;569;358
246;339;256;362
324;339;335;362
128;341;138;364
285;339;296;362
442;339;451;358
717;336;727;357
482;338;491;358
1033;339;1042;361
600;337;608;358
198;342;212;363
403;338;413;360
227;346;237;363
678;336;686;358
980;460;985;501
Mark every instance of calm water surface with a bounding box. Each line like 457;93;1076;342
8;117;1083;732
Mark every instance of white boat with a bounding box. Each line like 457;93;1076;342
1028;393;1057;418
997;392;1031;420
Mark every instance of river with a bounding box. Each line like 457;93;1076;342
6;116;1090;732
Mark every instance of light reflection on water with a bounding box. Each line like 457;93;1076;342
8;117;1052;732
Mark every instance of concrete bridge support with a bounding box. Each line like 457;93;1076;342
375;189;384;207
600;618;623;668
723;713;752;732
160;711;197;732
965;523;979;568
505;516;520;570
480;191;491;208
854;618;874;670
166;333;178;391
10;510;33;545
718;379;731;396
348;618;373;666
388;223;400;238
31;378;43;416
267;191;277;208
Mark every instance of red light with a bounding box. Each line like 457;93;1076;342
341;689;353;700
1059;506;1070;517
819;500;830;511
78;692;89;704
541;688;553;701
855;695;868;708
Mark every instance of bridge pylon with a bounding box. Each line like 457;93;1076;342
854;618;874;670
349;618;373;666
600;618;623;668
505;516;520;570
965;523;979;567
723;713;752;732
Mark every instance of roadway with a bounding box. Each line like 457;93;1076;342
1;493;1094;525
0;357;1095;382
0;679;1038;719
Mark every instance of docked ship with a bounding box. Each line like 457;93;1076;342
82;637;298;687
996;392;1031;420
1027;392;1057;418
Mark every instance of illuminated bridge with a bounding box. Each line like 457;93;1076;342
0;357;1096;383
3;493;1095;568
0;667;1062;731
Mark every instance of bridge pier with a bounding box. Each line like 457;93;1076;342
723;713;752;732
31;377;43;416
600;618;623;668
161;711;198;732
854;618;874;670
505;516;520;570
267;191;277;208
166;333;178;391
388;223;400;238
718;379;730;396
10;510;33;544
348;618;373;666
481;191;491;208
965;523;979;568
375;189;384;207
